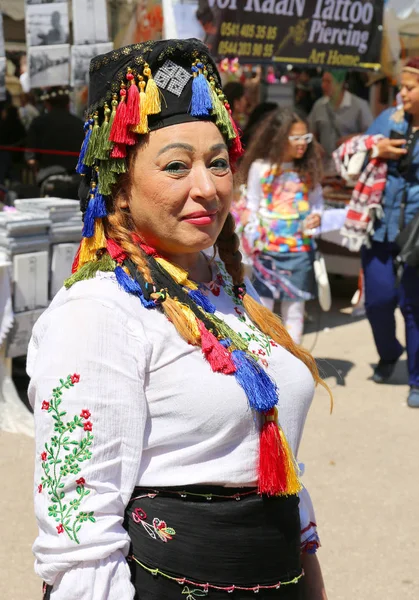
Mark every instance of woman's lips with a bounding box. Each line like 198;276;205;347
182;211;217;226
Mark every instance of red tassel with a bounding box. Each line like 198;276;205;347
109;87;128;144
198;321;236;374
72;243;81;273
228;115;244;170
258;409;288;496
126;70;140;126
110;142;127;158
106;238;127;263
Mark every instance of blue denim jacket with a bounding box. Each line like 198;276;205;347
366;107;419;242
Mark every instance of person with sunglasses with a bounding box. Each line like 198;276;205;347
240;108;323;343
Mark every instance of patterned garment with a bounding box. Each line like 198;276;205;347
253;168;312;254
333;134;387;251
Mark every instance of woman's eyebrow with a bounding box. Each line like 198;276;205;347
156;143;194;157
210;143;228;153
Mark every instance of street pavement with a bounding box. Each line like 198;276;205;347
1;281;418;600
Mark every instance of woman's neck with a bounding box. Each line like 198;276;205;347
159;250;212;283
411;113;419;128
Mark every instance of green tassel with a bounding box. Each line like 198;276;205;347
84;112;100;166
206;313;248;352
96;103;111;161
109;158;127;174
213;87;235;140
104;94;119;154
98;160;117;196
64;253;116;289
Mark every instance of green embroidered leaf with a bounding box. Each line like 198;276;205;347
88;516;96;523
165;527;176;535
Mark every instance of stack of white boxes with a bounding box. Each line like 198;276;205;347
0;210;51;358
15;198;82;298
3;199;82;358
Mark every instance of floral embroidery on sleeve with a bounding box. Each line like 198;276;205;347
38;374;95;544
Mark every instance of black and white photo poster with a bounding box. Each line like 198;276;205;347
71;42;113;87
0;12;5;57
25;0;69;47
73;0;109;45
29;43;70;87
0;57;6;101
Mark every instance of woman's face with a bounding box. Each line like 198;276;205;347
119;121;233;257
284;121;309;161
400;72;419;116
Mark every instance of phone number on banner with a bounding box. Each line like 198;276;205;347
218;41;275;58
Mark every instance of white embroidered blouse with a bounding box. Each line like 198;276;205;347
28;260;320;600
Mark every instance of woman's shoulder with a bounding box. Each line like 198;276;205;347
35;272;149;339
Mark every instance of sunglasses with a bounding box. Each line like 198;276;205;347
288;133;313;144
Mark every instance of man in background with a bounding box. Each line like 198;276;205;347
25;89;83;176
309;70;373;173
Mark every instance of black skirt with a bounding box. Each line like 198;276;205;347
43;486;304;599
126;486;303;599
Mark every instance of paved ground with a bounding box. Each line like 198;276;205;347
1;279;418;600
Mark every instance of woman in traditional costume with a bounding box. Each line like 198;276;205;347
28;39;329;599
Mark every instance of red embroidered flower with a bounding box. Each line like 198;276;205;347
56;524;64;534
41;401;50;410
132;508;147;522
261;359;269;368
234;307;243;316
258;349;266;356
76;477;85;486
83;421;93;431
80;409;91;420
270;340;278;347
71;374;80;384
41;452;47;461
38;484;43;493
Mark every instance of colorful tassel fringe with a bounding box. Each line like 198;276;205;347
76;118;93;174
190;63;212;117
188;288;216;314
126;68;140;126
132;77;148;134
143;64;161;115
78;220;107;268
114;265;155;308
83;112;100;166
198;320;236;374
231;350;279;412
82;185;107;238
258;408;301;496
65;253;116;289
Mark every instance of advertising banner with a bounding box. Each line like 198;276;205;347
199;0;384;70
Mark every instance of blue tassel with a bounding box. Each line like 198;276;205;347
76;119;93;174
82;201;95;238
82;186;108;238
188;288;216;313
190;64;212;117
219;338;232;348
114;266;156;309
231;350;279;412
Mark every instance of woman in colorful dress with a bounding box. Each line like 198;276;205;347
28;40;329;599
240;109;323;344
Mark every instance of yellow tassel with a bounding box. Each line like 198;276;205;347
276;419;302;495
143;63;161;115
132;77;149;134
78;220;106;268
155;257;198;290
179;304;201;340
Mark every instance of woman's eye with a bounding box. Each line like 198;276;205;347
164;161;188;173
211;158;229;170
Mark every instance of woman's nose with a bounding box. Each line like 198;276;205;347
189;165;217;201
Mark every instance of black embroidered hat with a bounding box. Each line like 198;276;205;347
75;38;243;240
